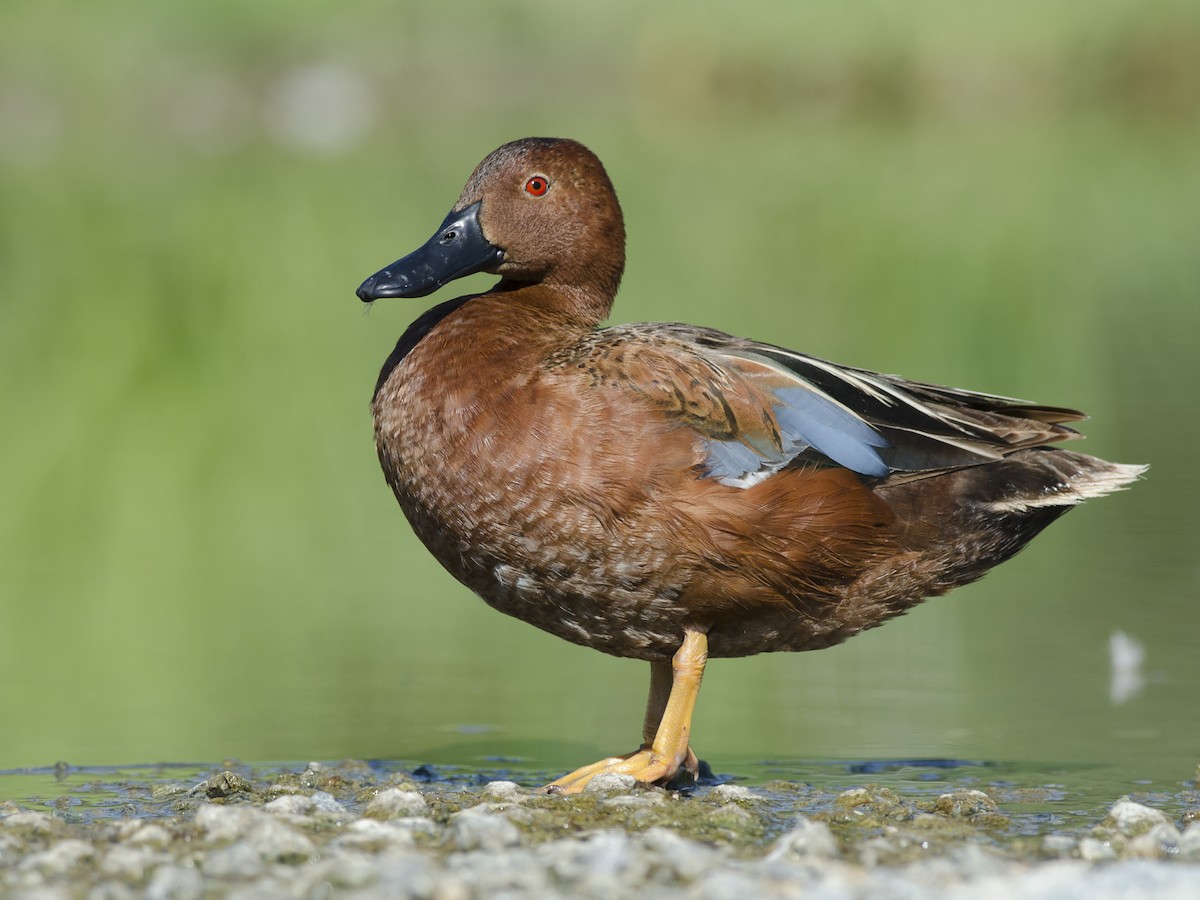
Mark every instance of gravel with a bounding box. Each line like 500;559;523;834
1;762;1198;898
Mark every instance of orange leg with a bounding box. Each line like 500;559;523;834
546;627;708;794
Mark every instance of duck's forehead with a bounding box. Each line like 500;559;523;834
457;138;595;205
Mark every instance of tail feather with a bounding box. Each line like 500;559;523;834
982;454;1147;514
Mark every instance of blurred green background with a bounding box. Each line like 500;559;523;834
2;0;1197;787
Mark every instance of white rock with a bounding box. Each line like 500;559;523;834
1078;836;1118;861
145;864;203;900
766;818;839;860
543;831;644;886
1123;822;1182;859
1106;796;1171;835
127;824;172;850
708;784;759;803
310;790;347;814
246;817;317;861
1180;821;1200;860
200;842;265;880
331;818;416;851
263;794;314;816
366;788;428;818
481;780;524;801
448;807;521;852
1042;833;1077;855
99;845;162;880
87;880;138;900
194;804;267;841
582;773;638;794
641;826;722;880
18;839;94;876
2;811;57;834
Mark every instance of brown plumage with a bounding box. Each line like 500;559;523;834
358;137;1144;791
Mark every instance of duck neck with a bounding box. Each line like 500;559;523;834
496;262;622;327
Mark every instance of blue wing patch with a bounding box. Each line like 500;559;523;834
773;387;891;477
701;385;891;485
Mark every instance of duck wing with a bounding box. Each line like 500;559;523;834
582;323;1084;487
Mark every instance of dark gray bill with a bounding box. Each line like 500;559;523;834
356;202;503;302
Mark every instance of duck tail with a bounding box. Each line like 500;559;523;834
979;451;1147;514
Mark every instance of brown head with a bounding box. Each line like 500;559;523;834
357;138;626;324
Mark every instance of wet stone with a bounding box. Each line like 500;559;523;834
933;789;998;818
194;804;266;842
481;780;526;802
707;784;760;804
144;864;203;900
767;818;840;860
310;790;347;815
2;811;59;836
191;771;252;799
1042;833;1078;857
365;788;427;819
542;831;648;889
125;824;172;850
89;880;138;900
599;792;666;810
448;807;522;852
1104;797;1172;836
830;786;912;825
263;794;313;817
1179;821;1200;860
149;784;190;800
641;826;722;882
1078;836;1119;861
330;818;416;852
19;839;95;877
1122;823;1182;859
202;842;266;880
99;845;163;881
582;773;639;795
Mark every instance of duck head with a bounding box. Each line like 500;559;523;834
357;137;626;322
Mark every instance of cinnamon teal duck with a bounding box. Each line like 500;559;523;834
356;137;1145;793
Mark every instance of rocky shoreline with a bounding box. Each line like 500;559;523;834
2;761;1198;898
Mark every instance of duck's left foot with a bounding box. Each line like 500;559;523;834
545;745;700;794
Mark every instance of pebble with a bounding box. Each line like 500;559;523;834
707;783;759;804
365;788;427;819
447;806;522;852
263;794;314;816
481;780;525;802
582;773;639;794
126;824;172;850
934;789;998;818
18;840;94;876
1078;836;1118;861
145;864;203;900
1180;822;1200;860
1123;823;1182;859
2;766;1198;899
310;790;348;814
766;817;839;860
1105;797;1172;836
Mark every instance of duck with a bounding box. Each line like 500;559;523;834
356;137;1144;794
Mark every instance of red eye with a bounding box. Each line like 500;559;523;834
525;176;549;196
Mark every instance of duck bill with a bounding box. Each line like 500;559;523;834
356;201;504;302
